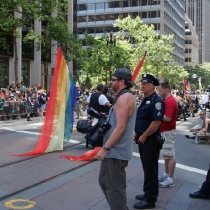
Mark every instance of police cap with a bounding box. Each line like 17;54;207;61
140;74;159;86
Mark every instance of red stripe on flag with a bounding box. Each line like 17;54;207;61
132;52;147;82
60;147;102;161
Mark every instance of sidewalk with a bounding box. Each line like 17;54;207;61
0;148;208;210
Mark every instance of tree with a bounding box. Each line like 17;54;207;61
79;16;188;85
185;63;210;89
0;0;81;84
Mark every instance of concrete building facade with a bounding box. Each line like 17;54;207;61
77;0;185;65
0;3;74;89
185;0;210;63
185;14;199;67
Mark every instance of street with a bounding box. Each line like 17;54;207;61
0;115;209;210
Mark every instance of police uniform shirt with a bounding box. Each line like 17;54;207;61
135;92;165;134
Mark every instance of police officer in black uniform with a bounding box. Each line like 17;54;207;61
133;74;165;209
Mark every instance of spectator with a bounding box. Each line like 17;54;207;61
26;89;33;121
185;110;210;144
37;89;46;121
158;82;178;188
75;85;84;119
20;81;26;93
8;94;16;120
9;81;16;96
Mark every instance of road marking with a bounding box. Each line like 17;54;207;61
4;199;36;209
3;126;207;175
132;152;207;175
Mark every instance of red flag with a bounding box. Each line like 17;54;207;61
60;147;101;161
183;79;191;91
132;52;147;83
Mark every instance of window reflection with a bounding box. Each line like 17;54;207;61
96;3;104;10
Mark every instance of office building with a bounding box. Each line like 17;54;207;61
185;0;210;63
0;4;74;89
185;14;199;67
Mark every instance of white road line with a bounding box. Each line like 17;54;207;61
2;127;207;175
132;152;207;175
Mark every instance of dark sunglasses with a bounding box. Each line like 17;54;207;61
111;78;121;82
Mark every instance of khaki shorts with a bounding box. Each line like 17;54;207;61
161;129;176;159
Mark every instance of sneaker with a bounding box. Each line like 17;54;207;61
158;174;168;181
159;178;175;188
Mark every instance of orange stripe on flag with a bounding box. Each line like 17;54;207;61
132;52;147;83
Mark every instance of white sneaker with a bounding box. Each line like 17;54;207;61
158;174;168;181
159;178;175;188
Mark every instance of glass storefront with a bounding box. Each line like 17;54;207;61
0;59;9;89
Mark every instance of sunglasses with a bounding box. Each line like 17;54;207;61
199;114;203;116
110;78;121;82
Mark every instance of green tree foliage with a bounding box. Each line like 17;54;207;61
0;0;81;83
185;62;210;89
79;16;188;85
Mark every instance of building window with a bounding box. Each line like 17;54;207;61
185;40;192;44
87;3;95;10
141;12;147;18
95;15;104;21
114;1;122;8
78;16;86;23
185;58;191;62
123;0;131;7
151;11;160;18
185;49;192;53
78;4;86;11
96;3;104;10
78;28;86;34
132;0;138;6
105;2;114;9
87;27;95;34
185;31;192;35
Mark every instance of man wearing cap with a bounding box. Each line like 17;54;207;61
134;74;164;209
96;68;137;210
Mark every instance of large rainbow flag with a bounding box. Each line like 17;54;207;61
14;45;76;156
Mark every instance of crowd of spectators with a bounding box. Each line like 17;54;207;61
0;81;50;121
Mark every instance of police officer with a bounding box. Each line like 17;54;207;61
133;74;164;209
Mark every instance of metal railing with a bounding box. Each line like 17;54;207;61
0;100;42;120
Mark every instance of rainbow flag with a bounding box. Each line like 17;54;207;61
132;52;147;83
14;45;76;156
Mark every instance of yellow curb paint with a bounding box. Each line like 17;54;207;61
4;199;36;209
185;130;190;131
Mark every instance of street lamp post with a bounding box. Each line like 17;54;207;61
106;31;116;85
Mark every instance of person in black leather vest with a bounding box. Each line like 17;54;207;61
81;83;111;114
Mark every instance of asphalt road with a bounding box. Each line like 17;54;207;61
0;114;209;210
